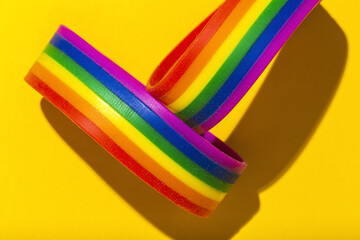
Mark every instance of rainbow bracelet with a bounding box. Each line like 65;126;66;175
25;0;320;217
147;0;320;133
26;26;246;217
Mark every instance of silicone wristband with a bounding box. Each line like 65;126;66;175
147;0;240;99
195;0;320;132
25;0;320;217
26;26;246;217
184;0;305;131
57;25;245;173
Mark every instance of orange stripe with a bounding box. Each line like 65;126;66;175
160;0;256;104
30;62;219;211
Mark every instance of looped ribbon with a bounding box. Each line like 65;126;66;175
25;0;320;217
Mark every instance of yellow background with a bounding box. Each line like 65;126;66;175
1;0;359;239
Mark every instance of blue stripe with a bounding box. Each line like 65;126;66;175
50;33;239;184
185;0;304;128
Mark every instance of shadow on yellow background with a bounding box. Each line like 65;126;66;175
40;5;347;240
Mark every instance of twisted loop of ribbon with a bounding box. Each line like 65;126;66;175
25;0;320;217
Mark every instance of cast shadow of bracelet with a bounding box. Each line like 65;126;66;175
40;5;347;240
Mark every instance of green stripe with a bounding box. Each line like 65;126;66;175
44;44;231;192
177;0;288;120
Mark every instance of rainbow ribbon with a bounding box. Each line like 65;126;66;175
25;0;320;217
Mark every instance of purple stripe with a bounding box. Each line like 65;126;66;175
56;25;246;173
199;0;320;132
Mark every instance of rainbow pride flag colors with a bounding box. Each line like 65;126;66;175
26;0;320;217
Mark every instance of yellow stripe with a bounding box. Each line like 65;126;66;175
37;53;226;201
168;0;272;112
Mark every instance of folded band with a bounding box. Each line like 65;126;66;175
25;0;320;217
